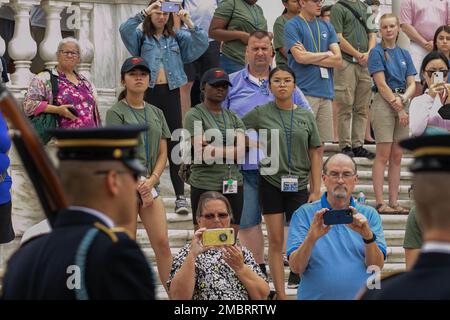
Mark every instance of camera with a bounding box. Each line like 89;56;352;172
202;228;235;247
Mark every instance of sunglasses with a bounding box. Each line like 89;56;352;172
200;213;230;220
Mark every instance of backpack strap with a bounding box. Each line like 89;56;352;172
44;69;59;106
337;0;370;35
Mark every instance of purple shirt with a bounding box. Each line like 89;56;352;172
223;66;311;170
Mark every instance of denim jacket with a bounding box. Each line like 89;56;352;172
120;12;209;90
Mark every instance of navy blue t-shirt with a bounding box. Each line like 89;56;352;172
0;112;11;204
284;16;338;100
368;43;417;91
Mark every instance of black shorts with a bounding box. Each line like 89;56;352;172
0;201;14;243
259;176;309;224
184;41;221;82
190;185;243;226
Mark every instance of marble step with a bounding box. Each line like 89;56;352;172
148;211;409;231
141;245;405;266
136;228;406;249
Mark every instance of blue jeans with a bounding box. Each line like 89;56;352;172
220;53;245;75
239;170;262;229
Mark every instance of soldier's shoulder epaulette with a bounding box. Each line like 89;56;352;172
110;227;134;240
93;222;119;242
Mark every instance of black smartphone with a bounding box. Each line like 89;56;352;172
438;104;450;120
323;209;353;225
68;107;78;116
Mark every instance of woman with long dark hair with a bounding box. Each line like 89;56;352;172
243;66;322;299
433;25;450;61
120;1;209;214
106;57;173;293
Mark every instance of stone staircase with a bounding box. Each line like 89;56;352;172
0;143;412;299
141;143;413;300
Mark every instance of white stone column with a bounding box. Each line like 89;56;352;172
76;2;94;80
38;0;72;70
0;0;9;57
7;0;40;87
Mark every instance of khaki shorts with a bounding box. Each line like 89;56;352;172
371;93;409;143
305;96;333;143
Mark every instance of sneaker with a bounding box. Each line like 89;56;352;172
283;254;289;267
287;271;300;289
352;146;375;160
341;146;355;157
175;195;189;215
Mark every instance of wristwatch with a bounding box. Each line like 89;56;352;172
363;232;376;244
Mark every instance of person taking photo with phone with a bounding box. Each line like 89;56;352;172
410;51;450;136
167;191;269;300
286;153;386;300
106;57;173;293
242;66;322;300
367;14;416;215
120;0;209;215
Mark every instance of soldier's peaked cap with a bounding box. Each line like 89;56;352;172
48;125;148;174
399;134;450;173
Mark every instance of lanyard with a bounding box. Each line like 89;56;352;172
208;108;228;139
243;1;259;28
129;104;150;170
300;14;321;53
276;105;294;175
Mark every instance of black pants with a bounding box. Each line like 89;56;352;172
144;85;184;197
0;201;14;243
190;186;243;226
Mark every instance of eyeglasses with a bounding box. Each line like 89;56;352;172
95;170;139;182
60;50;80;57
271;78;295;86
200;213;230;220
424;69;449;77
327;171;356;180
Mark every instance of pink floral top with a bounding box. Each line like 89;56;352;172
23;69;101;129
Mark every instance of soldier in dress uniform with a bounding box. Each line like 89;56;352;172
361;134;450;299
1;126;156;299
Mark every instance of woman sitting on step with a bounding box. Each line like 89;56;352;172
167;191;269;300
106;57;172;294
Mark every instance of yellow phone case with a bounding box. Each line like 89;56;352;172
202;228;235;247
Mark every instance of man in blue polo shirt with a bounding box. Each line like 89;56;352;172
284;0;342;158
286;153;386;300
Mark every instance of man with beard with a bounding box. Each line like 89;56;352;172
286;153;386;299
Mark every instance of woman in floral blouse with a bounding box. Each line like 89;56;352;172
23;37;100;133
167;191;269;300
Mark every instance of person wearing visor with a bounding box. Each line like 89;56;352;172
183;67;246;235
1;126;156;300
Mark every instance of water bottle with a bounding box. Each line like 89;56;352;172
357;192;366;205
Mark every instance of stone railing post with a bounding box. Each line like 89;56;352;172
0;0;9;57
76;2;94;80
38;0;72;70
7;0;40;87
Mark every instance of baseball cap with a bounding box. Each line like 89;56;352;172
121;57;150;75
200;68;232;87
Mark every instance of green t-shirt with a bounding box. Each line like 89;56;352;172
106;100;171;175
214;0;267;65
403;207;423;249
184;103;245;191
273;14;289;67
330;0;376;63
242;101;321;190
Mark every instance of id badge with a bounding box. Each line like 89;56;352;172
281;175;299;193
223;179;238;194
320;67;329;79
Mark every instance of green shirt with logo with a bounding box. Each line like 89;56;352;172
106;100;171;175
330;0;376;63
242;101;321;190
184;103;245;191
214;0;267;65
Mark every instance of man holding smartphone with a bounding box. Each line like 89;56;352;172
286;153;386;300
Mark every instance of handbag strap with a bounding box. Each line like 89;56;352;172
44;69;59;106
337;0;370;35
